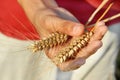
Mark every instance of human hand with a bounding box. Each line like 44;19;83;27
17;0;84;37
18;0;108;71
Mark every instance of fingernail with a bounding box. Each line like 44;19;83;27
74;58;85;65
66;58;85;71
72;24;84;36
70;58;85;67
67;58;85;71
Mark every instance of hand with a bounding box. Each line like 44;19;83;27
18;0;108;71
17;0;84;37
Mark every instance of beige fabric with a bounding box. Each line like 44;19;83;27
0;34;57;80
71;23;120;80
0;23;120;80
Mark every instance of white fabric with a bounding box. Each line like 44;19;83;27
71;23;120;80
0;34;57;80
0;23;120;80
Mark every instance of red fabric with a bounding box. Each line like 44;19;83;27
0;0;120;40
56;0;120;24
0;0;40;40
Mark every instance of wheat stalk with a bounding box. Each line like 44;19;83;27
28;1;120;65
87;13;120;28
86;0;109;25
53;2;120;65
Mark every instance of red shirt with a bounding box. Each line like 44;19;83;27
0;0;120;40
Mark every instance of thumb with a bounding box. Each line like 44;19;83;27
56;17;85;36
40;14;84;37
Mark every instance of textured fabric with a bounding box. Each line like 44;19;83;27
0;33;57;80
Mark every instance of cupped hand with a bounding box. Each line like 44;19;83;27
18;0;108;71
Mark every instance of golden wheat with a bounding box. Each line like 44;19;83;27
28;1;120;66
52;2;120;65
53;31;94;64
28;32;69;52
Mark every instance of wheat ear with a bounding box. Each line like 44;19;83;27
53;2;114;65
53;31;94;64
28;32;69;52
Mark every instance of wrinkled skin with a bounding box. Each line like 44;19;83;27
18;0;108;71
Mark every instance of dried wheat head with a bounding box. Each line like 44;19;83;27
28;32;69;52
53;31;94;64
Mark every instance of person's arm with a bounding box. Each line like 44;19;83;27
18;0;108;71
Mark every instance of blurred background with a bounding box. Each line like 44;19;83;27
115;49;120;80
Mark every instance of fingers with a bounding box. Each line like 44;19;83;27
57;40;102;71
58;58;85;71
57;22;107;71
76;22;107;59
90;22;108;41
54;22;108;71
76;40;102;58
45;15;84;36
38;8;84;37
56;19;84;36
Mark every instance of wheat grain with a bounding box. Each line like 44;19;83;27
53;31;94;64
28;32;69;52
